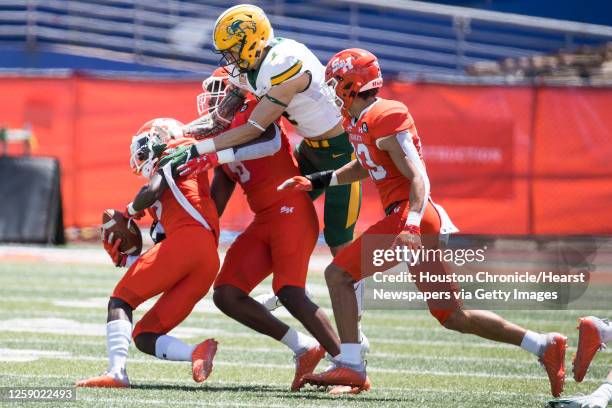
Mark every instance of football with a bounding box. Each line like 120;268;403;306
101;209;142;255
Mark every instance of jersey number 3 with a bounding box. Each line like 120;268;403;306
356;143;386;181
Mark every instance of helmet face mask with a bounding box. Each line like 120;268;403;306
130;135;158;179
197;68;229;116
130;118;185;178
213;5;273;73
324;77;344;111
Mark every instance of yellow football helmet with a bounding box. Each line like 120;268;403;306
213;4;273;72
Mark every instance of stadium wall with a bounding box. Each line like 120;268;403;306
1;73;611;234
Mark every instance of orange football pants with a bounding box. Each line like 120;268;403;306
332;200;461;324
214;193;318;294
112;225;219;339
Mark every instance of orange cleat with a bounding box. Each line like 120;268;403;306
76;372;129;388
540;333;567;397
192;338;218;383
328;378;371;395
300;365;369;392
573;317;606;382
291;345;325;391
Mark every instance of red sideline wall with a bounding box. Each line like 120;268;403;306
1;74;612;234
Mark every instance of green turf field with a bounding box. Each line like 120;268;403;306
0;256;610;407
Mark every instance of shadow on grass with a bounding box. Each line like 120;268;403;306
130;383;406;403
130;383;285;393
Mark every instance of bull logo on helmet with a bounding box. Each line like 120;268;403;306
227;20;257;38
330;56;354;74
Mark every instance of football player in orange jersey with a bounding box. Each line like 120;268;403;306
76;120;221;388
280;49;568;396
180;70;341;391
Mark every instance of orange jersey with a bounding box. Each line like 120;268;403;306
221;96;301;213
150;139;220;238
344;98;423;211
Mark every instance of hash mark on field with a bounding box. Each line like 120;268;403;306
0;352;602;383
0;348;70;362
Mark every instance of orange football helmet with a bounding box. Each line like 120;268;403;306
325;48;383;113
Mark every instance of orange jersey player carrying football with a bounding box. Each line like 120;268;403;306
279;49;568;396
180;71;341;391
76;120;220;388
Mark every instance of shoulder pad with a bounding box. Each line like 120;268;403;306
261;39;304;88
368;100;413;138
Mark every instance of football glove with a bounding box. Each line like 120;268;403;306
277;176;313;191
103;234;127;267
177;153;220;177
158;144;200;176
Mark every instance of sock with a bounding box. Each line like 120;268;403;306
155;335;195;361
340;343;363;366
280;327;317;354
520;330;548;357
106;319;132;376
591;381;612;403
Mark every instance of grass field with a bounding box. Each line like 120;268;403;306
0;246;610;407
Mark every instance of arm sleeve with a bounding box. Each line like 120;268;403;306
396;130;430;223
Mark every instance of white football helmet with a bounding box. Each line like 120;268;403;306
130;118;185;178
196;67;229;116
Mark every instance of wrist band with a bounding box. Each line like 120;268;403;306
306;170;334;189
216;148;235;164
196;138;215;155
247;119;266;132
407;210;422;226
329;172;338;187
127;202;138;216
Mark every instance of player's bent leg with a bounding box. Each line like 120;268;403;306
441;307;567;397
276;285;337;391
76;297;133;388
213;285;290;340
277;286;340;356
131;237;219;383
324;264;360;345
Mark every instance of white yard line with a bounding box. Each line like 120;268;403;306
0;351;601;383
0;245;333;275
2;339;606;369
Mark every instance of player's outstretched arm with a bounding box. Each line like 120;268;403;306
210;167;236;217
131;172;169;213
195;73;310;154
277;159;367;191
183;85;246;140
